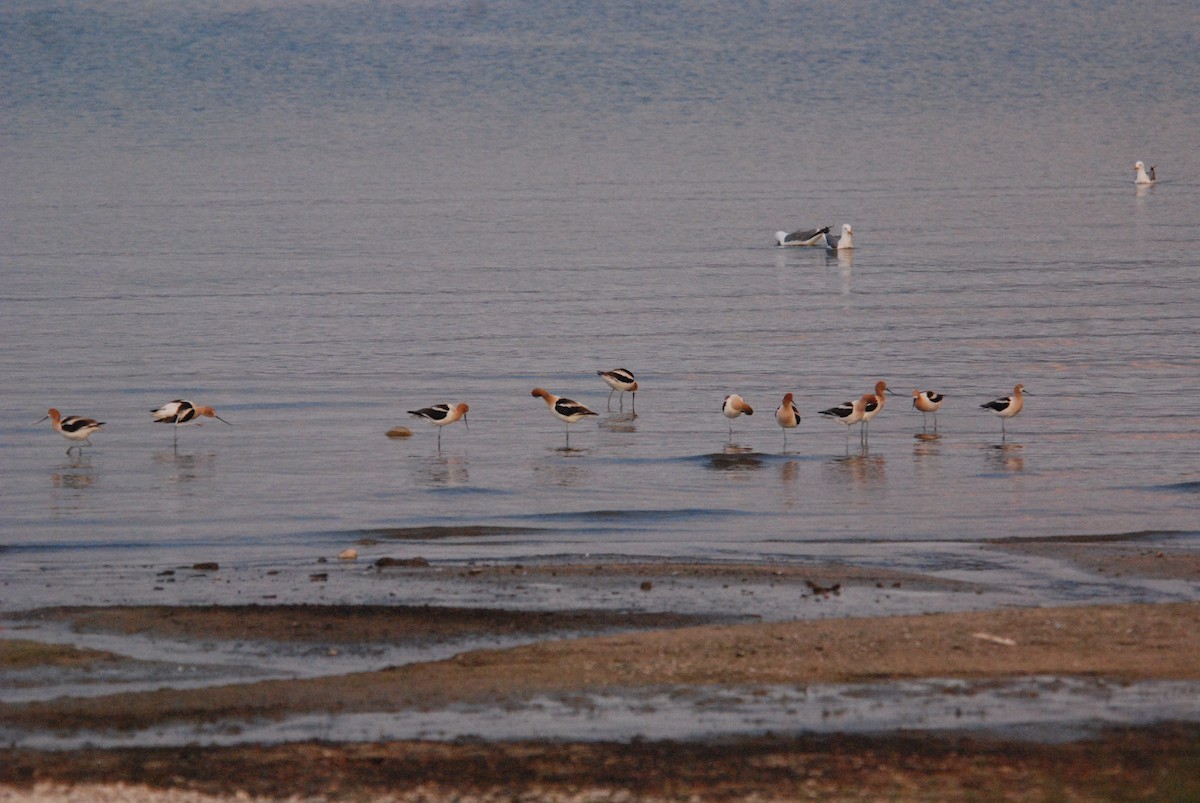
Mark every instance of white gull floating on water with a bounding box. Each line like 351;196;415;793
824;223;854;251
774;226;829;247
1133;160;1156;185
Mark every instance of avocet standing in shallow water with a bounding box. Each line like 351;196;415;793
721;393;754;439
980;384;1027;438
531;388;597;447
820;394;875;445
597;368;637;411
775;392;801;448
151;400;232;446
37;408;104;454
407;402;470;449
911;389;945;431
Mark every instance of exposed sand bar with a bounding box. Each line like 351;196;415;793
3;601;1198;733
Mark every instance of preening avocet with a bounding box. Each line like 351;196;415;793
911;389;945;431
407;402;470;449
37;408;104;454
721;393;754;438
1133;160;1157;185
151;400;231;446
597;368;637;411
775;392;801;448
824;223;854;251
774;226;830;247
820;394;875;444
980;384;1027;438
531;388;597;446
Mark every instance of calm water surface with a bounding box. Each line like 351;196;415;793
2;0;1198;604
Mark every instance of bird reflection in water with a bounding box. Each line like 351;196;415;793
707;443;763;472
986;443;1025;472
415;454;470;487
600;411;638;433
913;431;943;458
827;449;886;488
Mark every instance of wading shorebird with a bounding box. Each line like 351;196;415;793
860;380;895;438
37;408;104;454
407;402;469;450
597;368;637;411
820;394;875;445
775;392;801;449
531;388;597;447
911;389;945;431
721;394;754;439
980;384;1027;438
151;400;232;446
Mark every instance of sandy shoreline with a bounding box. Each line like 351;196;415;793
3;547;1200;800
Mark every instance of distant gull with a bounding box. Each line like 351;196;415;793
1133;160;1156;185
774;226;830;247
824;223;854;251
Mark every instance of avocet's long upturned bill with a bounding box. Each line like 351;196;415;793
531;388;597;446
774;226;830;247
38;408;104;453
980;384;1027;437
1134;160;1157;185
721;394;754;438
912;389;945;430
151;400;231;445
824;223;854;251
408;402;469;449
775;392;801;448
597;368;637;411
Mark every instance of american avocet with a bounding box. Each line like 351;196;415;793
820;394;874;445
775;392;801;448
911;389;945;431
722;394;754;438
151;400;231;446
531;388;597;446
774;226;830;247
37;408;104;454
824;223;854;251
407;402;469;449
860;380;894;437
980;384;1027;438
1134;160;1157;185
597;368;637;411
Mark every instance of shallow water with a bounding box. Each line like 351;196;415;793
2;0;1199;742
